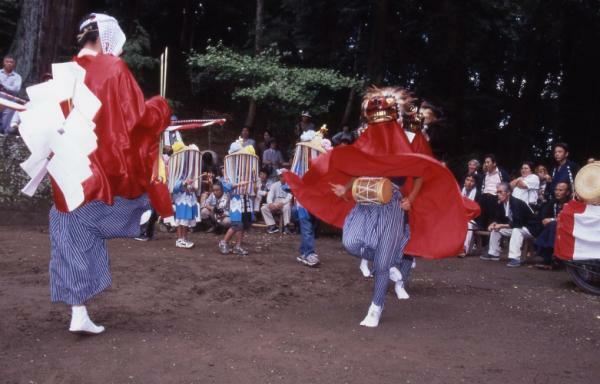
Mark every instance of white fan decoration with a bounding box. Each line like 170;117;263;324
19;62;101;211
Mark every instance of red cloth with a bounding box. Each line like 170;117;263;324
410;131;433;157
284;120;480;259
50;54;173;217
555;200;587;260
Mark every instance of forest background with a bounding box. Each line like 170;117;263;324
1;0;598;173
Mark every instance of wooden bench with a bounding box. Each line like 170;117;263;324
468;229;534;262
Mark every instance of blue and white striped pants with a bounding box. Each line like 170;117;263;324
49;195;150;305
343;192;410;306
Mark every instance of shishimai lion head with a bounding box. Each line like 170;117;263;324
361;86;416;124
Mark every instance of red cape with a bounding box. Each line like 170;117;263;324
51;54;173;217
284;120;479;259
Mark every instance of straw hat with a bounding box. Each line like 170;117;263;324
575;162;600;204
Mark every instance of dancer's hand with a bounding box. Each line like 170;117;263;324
330;183;347;198
401;197;412;211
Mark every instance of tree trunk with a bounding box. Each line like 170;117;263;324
244;100;257;128
366;0;388;85
10;0;87;88
341;24;362;128
244;0;264;128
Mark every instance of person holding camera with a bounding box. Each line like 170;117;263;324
201;183;231;233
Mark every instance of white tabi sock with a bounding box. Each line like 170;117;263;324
360;302;383;328
389;266;409;300
69;305;105;334
394;281;410;300
389;266;402;282
359;259;372;278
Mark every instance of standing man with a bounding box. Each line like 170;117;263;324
294;111;315;137
546;142;579;200
0;55;22;134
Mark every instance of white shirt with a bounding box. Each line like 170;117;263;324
504;200;512;221
0;68;22;94
266;181;292;204
512;174;540;205
483;169;501;194
462;187;477;201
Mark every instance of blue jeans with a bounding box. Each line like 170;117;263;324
0;107;16;134
299;215;315;256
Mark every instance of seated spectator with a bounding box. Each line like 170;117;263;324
461;158;483;190
510;161;540;208
480;182;534;267
201;183;231;233
547;142;579;200
477;154;510;228
254;168;273;218
199;166;217;204
262;139;284;176
460;173;479;256
332;126;355;146
535;164;550;205
257;130;273;158
530;182;571;270
261;170;293;234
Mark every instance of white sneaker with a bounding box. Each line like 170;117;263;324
176;239;194;249
360;302;383;328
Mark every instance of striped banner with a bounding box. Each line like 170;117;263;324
555;200;600;260
166;119;226;131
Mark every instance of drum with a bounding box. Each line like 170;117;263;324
352;177;393;205
167;148;202;193
223;152;259;196
575;162;600;205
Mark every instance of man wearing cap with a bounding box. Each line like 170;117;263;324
294;111;316;137
261;169;293;234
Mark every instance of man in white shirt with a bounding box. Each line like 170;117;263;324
0;55;22;134
478;154;510;228
510;161;540;207
261;170;292;234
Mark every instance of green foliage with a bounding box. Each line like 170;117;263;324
121;21;157;74
188;43;361;116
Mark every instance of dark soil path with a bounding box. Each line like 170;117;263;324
1;225;599;383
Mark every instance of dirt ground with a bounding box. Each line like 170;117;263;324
1;223;599;384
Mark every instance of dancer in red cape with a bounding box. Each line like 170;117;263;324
284;87;479;327
45;13;172;334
